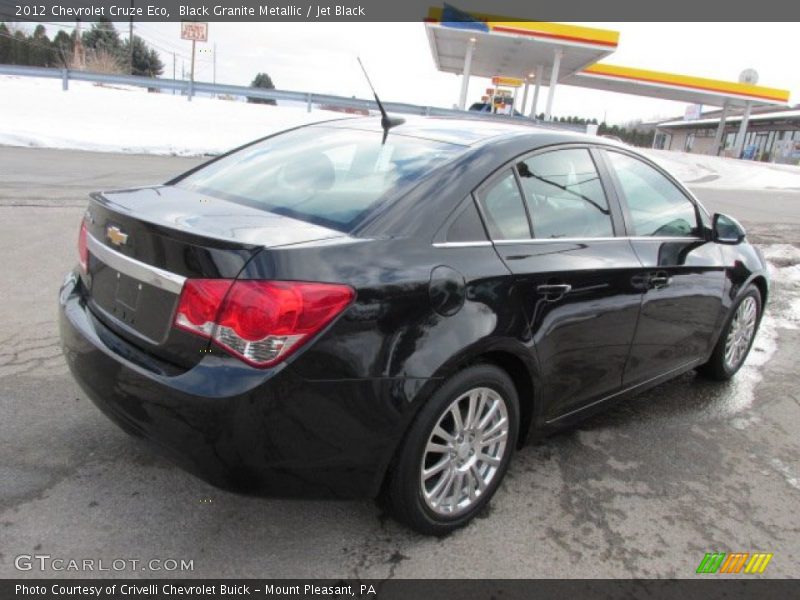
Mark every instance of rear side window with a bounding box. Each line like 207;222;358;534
176;127;464;232
607;151;699;237
477;170;531;240
516;149;613;239
445;199;488;242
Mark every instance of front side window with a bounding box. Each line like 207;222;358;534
516;148;613;239
177;127;465;232
607;152;699;238
477;170;531;240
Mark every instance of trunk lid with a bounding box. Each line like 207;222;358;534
82;185;346;369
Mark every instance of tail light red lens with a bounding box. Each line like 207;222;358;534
174;279;355;367
78;219;88;272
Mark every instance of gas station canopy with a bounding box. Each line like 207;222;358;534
425;18;619;86
564;64;790;109
424;6;791;128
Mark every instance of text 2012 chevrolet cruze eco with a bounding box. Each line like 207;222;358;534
60;117;767;535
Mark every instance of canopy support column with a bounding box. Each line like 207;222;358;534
530;64;544;119
712;102;730;156
544;49;562;121
458;39;475;110
520;82;529;116
733;101;753;158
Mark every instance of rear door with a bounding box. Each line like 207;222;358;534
476;145;645;420
600;149;725;385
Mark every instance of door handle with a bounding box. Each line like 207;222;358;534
537;283;572;301
649;272;671;289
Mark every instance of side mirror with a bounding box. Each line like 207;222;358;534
712;213;746;245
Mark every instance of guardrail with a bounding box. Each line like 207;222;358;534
0;64;587;131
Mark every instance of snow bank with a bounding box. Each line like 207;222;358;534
0;75;335;156
643;148;800;191
2;75;800;192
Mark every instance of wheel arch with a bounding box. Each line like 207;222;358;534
376;341;540;499
422;340;541;448
465;350;538;448
748;274;769;308
430;338;541;448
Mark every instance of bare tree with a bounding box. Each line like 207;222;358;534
84;48;124;74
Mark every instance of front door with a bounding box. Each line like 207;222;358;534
601;149;726;386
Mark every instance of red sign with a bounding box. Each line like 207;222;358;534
181;22;208;42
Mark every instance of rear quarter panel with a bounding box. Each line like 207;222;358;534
243;238;532;384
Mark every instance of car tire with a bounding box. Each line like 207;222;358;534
386;364;519;536
698;285;762;381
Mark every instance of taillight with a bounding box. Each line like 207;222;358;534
78;219;88;272
174;280;355;367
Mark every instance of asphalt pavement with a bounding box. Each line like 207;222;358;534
1;146;798;579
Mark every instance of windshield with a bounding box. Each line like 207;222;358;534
176;125;466;232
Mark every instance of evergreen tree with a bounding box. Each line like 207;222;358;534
120;35;163;76
83;19;121;54
52;30;73;67
0;23;11;64
10;29;28;65
248;72;277;105
29;24;54;66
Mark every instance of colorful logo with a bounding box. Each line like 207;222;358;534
696;552;773;574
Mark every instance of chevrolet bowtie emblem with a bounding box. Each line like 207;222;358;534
106;226;129;246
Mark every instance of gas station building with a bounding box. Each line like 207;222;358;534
652;106;800;163
424;8;792;158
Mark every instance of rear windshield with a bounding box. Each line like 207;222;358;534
176;126;465;232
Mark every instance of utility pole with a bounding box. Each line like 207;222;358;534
180;23;207;102
189;38;196;101
72;19;85;69
172;52;176;95
128;1;134;74
212;42;217;99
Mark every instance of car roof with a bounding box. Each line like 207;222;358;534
315;115;591;147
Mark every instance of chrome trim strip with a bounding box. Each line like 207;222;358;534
432;241;493;248
494;237;618;244
434;236;705;248
87;233;187;294
492;236;705;245
628;236;706;242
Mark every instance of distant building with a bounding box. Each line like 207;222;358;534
652;105;800;164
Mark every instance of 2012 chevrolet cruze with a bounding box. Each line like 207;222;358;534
60;117;767;535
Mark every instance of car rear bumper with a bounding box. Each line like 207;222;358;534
58;271;415;499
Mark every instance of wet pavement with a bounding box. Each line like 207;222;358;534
0;147;798;578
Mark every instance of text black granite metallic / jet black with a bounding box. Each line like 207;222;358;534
59;117;768;534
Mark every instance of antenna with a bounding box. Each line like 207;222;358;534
357;57;405;144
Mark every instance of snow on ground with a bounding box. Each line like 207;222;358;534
715;244;800;424
643;148;800;191
2;74;800;190
0;75;335;156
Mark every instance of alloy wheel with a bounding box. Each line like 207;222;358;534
724;296;758;371
419;386;509;516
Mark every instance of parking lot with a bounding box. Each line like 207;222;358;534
1;146;799;578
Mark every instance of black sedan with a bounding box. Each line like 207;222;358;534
59;117;767;535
